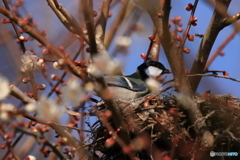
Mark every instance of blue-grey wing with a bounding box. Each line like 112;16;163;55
104;76;147;92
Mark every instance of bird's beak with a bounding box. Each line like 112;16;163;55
163;69;172;74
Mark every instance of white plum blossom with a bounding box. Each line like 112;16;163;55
115;36;132;48
25;155;36;160
1;103;15;112
0;75;10;101
21;51;42;71
177;93;195;109
0;103;16;121
36;96;64;121
145;78;161;92
25;102;36;112
0;112;9;121
87;54;121;77
61;77;85;106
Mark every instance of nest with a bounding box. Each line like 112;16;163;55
85;93;240;160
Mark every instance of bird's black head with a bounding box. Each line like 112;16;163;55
137;61;170;80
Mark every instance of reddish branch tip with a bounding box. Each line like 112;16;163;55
1;18;11;24
223;71;229;76
7;155;13;159
177;28;183;32
148;35;154;40
176;36;182;42
185;3;193;11
42;48;49;55
122;145;133;154
27;93;34;98
140;53;147;59
158;13;164;18
175;16;182;22
190;17;198;23
0;144;7;149
93;11;98;17
108;12;112;17
183;48;190;54
86;47;91;52
185;69;190;74
22;78;30;83
51;74;60;81
169;108;177;115
191;22;197;26
177;22;183;27
63;148;69;154
105;138;116;148
219;51;225;56
188;34;194;41
103;110;112;119
37;84;46;90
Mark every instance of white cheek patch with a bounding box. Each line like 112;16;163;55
145;66;163;78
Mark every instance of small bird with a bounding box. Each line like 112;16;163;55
104;61;170;101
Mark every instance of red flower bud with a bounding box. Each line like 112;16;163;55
93;11;98;17
140;53;147;59
188;34;194;41
158;13;164;18
176;36;182;42
190;17;198;23
183;48;190;54
1;18;11;24
105;138;115;148
108;12;112;17
177;28;183;32
148;35;154;40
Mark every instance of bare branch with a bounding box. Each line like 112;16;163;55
189;0;231;92
187;74;240;83
140;0;214;149
81;0;131;145
46;0;86;42
205;29;237;70
96;0;112;42
104;0;130;48
9;84;35;104
0;6;84;79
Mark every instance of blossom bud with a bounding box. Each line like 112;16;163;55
158;13;163;18
105;138;115;148
22;78;30;83
190;17;198;23
140;53;147;59
51;74;60;81
183;48;190;54
176;36;182;42
188;34;194;41
1;18;11;24
37;84;46;90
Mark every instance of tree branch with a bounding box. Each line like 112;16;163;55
139;0;214;149
81;0;130;145
189;0;232;92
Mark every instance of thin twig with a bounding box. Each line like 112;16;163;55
187;74;240;83
189;0;232;92
204;29;237;70
95;0;112;42
104;0;130;49
178;0;199;52
81;0;131;146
